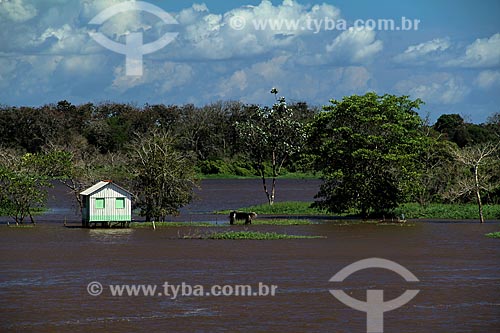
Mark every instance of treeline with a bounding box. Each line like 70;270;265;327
0;100;315;176
0;100;497;173
0;94;499;223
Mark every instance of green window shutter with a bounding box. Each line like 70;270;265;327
116;198;125;209
95;198;105;209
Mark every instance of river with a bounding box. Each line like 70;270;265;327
1;179;499;332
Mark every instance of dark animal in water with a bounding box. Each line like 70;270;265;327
229;211;257;225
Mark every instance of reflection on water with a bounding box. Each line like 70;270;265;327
89;228;134;244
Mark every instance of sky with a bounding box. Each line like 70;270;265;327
0;0;499;123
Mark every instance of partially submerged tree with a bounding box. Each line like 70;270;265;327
309;93;426;216
0;150;59;224
236;88;306;205
448;142;499;223
129;131;197;221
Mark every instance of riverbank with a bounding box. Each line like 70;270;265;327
219;201;500;220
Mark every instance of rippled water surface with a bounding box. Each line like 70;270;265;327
1;180;499;332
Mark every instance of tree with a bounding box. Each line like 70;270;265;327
236;88;306;205
309;93;426;216
434;114;471;147
0;150;56;224
415;135;458;206
448;142;499;223
129;131;197;221
44;144;127;214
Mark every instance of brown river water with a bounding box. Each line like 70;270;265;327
1;180;499;332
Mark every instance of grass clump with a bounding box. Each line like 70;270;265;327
182;230;325;240
485;231;500;239
219;201;500;220
394;203;500;220
131;219;314;227
251;219;314;225
130;221;215;228
6;224;36;228
216;201;329;215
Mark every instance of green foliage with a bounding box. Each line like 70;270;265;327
216;201;328;215
434;114;470;147
394;203;500;219
219;201;500;220
415;136;458;205
0;150;58;224
485;232;500;239
129;131;198;221
130;221;215;228
198;158;257;177
250;219;313;225
187;231;325;240
129;219;313;227
434;113;499;147
235;89;309;204
310;93;426;216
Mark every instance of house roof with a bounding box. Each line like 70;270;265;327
79;180;132;196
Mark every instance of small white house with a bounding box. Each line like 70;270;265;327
80;180;133;227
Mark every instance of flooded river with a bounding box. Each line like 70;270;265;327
1;180;499;332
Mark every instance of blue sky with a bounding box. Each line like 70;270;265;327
1;0;499;123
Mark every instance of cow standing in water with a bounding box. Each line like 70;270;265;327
229;211;257;225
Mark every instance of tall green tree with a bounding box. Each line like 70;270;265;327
309;93;426;216
129;131;197;222
236;88;306;205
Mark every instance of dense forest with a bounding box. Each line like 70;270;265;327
0;92;499;223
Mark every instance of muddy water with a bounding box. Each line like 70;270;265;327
32;179;323;223
1;180;499;332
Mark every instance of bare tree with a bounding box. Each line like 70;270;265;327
450;142;499;223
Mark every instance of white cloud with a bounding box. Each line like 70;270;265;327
395;33;500;69
0;0;37;22
0;57;17;89
216;70;248;98
395;74;470;104
338;66;372;92
447;33;500;68
474;70;500;89
394;38;450;64
60;54;107;74
171;1;342;60
325;28;383;64
111;61;193;94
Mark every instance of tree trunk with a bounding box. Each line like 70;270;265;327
259;165;272;205
268;151;277;205
28;208;35;225
270;177;276;206
473;166;484;223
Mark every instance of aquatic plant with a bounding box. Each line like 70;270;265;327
182;231;325;240
485;231;500;239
